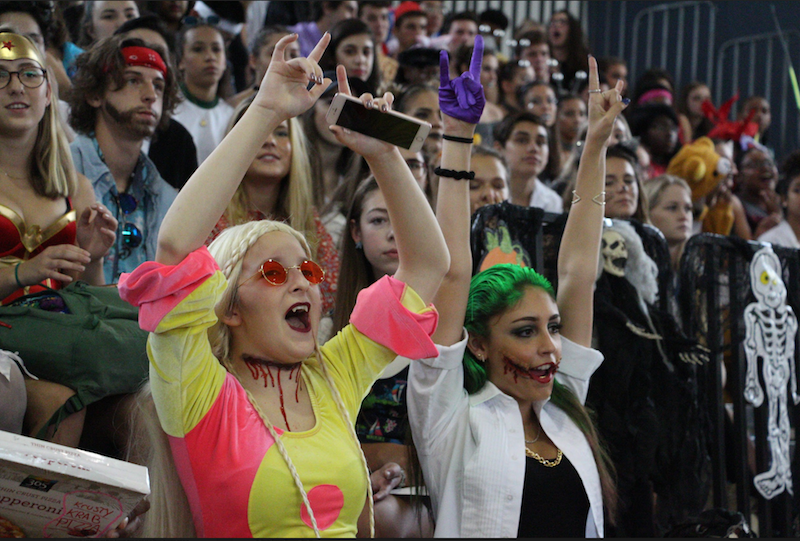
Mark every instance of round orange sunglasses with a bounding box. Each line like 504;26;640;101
240;259;325;287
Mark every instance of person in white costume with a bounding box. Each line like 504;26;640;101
408;52;628;538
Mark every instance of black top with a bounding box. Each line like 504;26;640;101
517;452;590;538
148;118;198;191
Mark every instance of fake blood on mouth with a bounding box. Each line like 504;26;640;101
503;360;522;384
502;356;558;384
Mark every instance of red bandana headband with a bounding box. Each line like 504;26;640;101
120;46;167;77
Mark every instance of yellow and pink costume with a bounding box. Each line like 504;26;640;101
119;247;438;537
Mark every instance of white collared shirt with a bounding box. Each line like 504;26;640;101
408;334;604;538
529;178;564;213
758;220;800;249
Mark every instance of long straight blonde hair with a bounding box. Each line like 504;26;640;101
32;74;78;198
222;99;319;256
132;221;374;537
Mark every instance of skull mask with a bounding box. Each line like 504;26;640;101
750;247;786;310
601;229;628;277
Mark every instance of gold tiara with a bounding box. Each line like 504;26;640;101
0;33;45;66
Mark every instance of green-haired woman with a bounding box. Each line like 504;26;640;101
408;56;629;537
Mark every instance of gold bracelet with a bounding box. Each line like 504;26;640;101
571;190;606;206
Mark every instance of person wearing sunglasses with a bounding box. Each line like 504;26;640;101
67;34;178;284
0;32;117;440
118;32;449;538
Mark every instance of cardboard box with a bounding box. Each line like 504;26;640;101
0;430;149;538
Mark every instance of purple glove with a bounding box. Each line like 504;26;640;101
439;34;486;125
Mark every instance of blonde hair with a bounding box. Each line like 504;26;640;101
223;100;319;257
32;75;78;198
128;383;197;538
207;220;312;361
642;173;691;210
642;174;692;270
134;220;374;537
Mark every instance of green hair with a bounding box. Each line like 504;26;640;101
463;263;618;524
463;264;554;394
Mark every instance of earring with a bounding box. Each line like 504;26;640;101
355;241;363;250
476;353;484;363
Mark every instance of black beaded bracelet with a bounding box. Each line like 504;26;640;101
434;167;475;180
442;134;475;144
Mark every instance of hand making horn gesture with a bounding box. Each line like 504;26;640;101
438;34;486;135
253;32;333;120
584;55;629;146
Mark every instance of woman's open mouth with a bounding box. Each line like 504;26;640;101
285;302;311;333
502;356;559;384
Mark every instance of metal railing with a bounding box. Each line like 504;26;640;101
591;0;798;164
715;29;800;164
679;234;800;537
628;0;717;90
442;0;586;58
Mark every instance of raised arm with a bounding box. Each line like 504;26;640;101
329;65;449;304
431;37;486;346
156;33;332;265
557;56;627;346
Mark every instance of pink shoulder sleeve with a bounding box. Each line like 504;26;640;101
118;247;220;331
349;275;439;359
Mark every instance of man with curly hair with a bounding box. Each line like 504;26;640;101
66;34;178;283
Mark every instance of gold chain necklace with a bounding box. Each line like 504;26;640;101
525;447;563;467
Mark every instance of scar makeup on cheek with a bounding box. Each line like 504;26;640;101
501;353;559;384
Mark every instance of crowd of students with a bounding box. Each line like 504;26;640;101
0;0;794;538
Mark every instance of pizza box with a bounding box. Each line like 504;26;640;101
0;430;149;538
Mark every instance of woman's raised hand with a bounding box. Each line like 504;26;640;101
585;55;629;146
328;64;396;159
253;33;332;120
438;34;486;136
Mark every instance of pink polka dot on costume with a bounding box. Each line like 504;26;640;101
300;484;344;531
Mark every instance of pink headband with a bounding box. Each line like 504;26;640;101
637;88;672;105
120;46;167;77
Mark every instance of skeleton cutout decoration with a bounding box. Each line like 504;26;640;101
743;245;799;499
601;229;628;277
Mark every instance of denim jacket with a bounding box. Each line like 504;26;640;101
70;134;177;283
